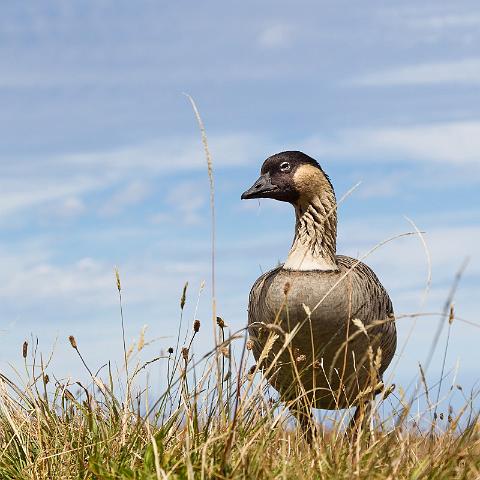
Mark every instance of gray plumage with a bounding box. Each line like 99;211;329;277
248;257;396;409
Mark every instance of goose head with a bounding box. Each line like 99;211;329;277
242;151;338;271
241;151;333;205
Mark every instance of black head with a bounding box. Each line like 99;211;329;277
241;151;329;203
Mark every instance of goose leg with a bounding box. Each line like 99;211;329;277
348;375;388;436
348;400;372;433
290;399;315;444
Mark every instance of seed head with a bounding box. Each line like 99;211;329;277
216;316;225;329
193;319;201;333
114;267;121;292
68;335;78;349
181;347;189;361
449;304;455;324
43;374;49;385
382;383;396;400
220;346;230;358
283;282;291;296
248;364;257;375
137;325;147;351
246;339;254;351
168;347;174;354
302;303;311;317
180;282;188;310
313;360;321;370
22;341;28;359
64;389;75;402
296;354;306;363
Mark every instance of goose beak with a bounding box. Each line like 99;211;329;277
241;172;278;200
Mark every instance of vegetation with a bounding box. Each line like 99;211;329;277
0;271;478;479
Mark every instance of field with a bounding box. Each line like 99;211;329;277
0;287;478;479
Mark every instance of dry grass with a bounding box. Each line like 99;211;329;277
0;304;478;479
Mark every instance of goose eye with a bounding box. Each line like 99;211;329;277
279;161;291;172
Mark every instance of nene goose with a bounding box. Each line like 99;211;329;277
241;151;396;436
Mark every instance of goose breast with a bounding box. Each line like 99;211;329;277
248;255;396;409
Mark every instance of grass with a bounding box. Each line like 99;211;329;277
0;299;478;479
0;101;478;479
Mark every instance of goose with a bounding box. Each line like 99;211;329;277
241;151;396;435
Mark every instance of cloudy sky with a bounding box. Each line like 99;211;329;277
0;2;479;406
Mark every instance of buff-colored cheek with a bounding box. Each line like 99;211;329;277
293;164;328;198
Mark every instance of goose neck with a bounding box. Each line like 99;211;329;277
283;194;337;271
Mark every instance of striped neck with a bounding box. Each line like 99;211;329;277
283;193;337;271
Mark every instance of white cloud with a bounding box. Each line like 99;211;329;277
377;6;480;47
0;246;208;308
352;58;480;86
405;13;480;31
0;176;103;218
258;23;294;48
101;180;150;216
339;220;480;291
357;122;480;164
306;120;480;165
50;132;266;175
355;171;406;199
1;119;477;227
0;256;112;305
147;181;208;226
44;196;86;219
0;132;268;221
166;181;207;225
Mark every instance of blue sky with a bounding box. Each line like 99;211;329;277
0;2;479;406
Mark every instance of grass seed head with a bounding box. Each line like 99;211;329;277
114;267;121;292
283;282;291;296
182;347;189;361
246;339;253;351
193;319;201;332
221;346;230;358
382;383;396;400
216;316;225;329
22;341;28;359
168;347;174;354
68;335;78;349
352;318;368;337
63;389;75;402
137;325;147;351
180;281;188;310
449;303;455;324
